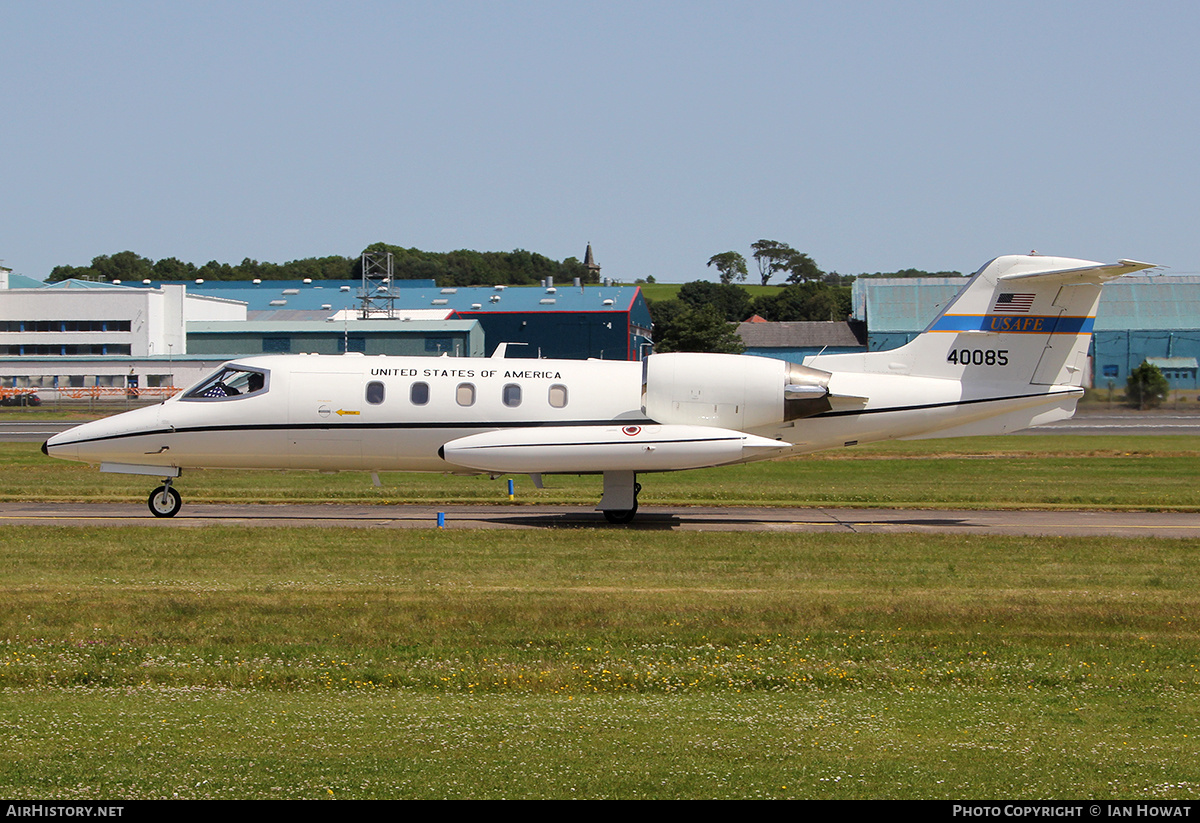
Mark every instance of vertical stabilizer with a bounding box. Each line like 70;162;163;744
810;255;1155;389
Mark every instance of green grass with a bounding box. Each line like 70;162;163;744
10;435;1200;510
634;282;787;302
2;527;1199;798
5;435;1200;797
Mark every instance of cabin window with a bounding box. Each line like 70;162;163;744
548;384;568;408
366;381;385;405
502;383;521;408
456;382;476;407
410;382;430;405
182;366;269;400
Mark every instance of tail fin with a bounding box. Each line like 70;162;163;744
812;255;1155;388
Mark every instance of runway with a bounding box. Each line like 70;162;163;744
1;501;1197;537
1024;412;1200;436
6;410;1199;537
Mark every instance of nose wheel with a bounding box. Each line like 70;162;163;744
148;481;182;518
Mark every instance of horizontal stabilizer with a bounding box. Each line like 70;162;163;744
997;258;1155;285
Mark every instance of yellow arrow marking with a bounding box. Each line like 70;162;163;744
336;409;360;416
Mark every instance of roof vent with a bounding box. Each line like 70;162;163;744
431;299;449;305
269;299;287;306
540;298;557;305
282;289;300;295
440;288;458;294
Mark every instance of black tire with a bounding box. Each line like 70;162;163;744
602;482;642;524
603;505;637;525
148;486;182;518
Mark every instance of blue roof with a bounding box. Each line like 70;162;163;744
6;273;47;288
138;279;646;316
38;278;136;290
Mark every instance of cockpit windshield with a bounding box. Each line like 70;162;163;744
182;366;269;400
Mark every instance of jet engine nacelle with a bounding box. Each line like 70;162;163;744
642;352;834;430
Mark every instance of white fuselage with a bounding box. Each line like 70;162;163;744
45;354;650;472
43;350;1081;477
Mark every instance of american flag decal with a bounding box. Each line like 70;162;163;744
992;293;1035;313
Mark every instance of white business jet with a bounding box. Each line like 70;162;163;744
43;254;1152;522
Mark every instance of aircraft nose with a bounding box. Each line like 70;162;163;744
42;428;78;461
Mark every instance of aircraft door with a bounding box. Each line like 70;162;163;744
287;370;365;470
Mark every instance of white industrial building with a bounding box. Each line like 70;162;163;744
0;278;489;401
0;280;246;399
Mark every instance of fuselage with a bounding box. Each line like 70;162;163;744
43;349;1083;477
44;353;650;473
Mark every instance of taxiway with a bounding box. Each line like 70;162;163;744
0;502;1196;537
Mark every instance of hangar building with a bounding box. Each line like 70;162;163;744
170;278;652;361
0;274;650;400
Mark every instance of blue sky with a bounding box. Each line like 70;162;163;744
4;1;1199;282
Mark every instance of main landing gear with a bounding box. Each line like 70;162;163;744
599;471;641;525
148;479;182;518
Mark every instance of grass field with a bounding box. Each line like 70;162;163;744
6;434;1200;510
2;434;1199;798
634;282;787;302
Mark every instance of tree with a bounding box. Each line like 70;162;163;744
648;299;744;354
152;257;197;280
750;281;851;322
89;251;155;282
707;251;747;284
1126;361;1169;410
784;251;822;284
676;280;752;322
48;251;157;283
750;239;797;286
